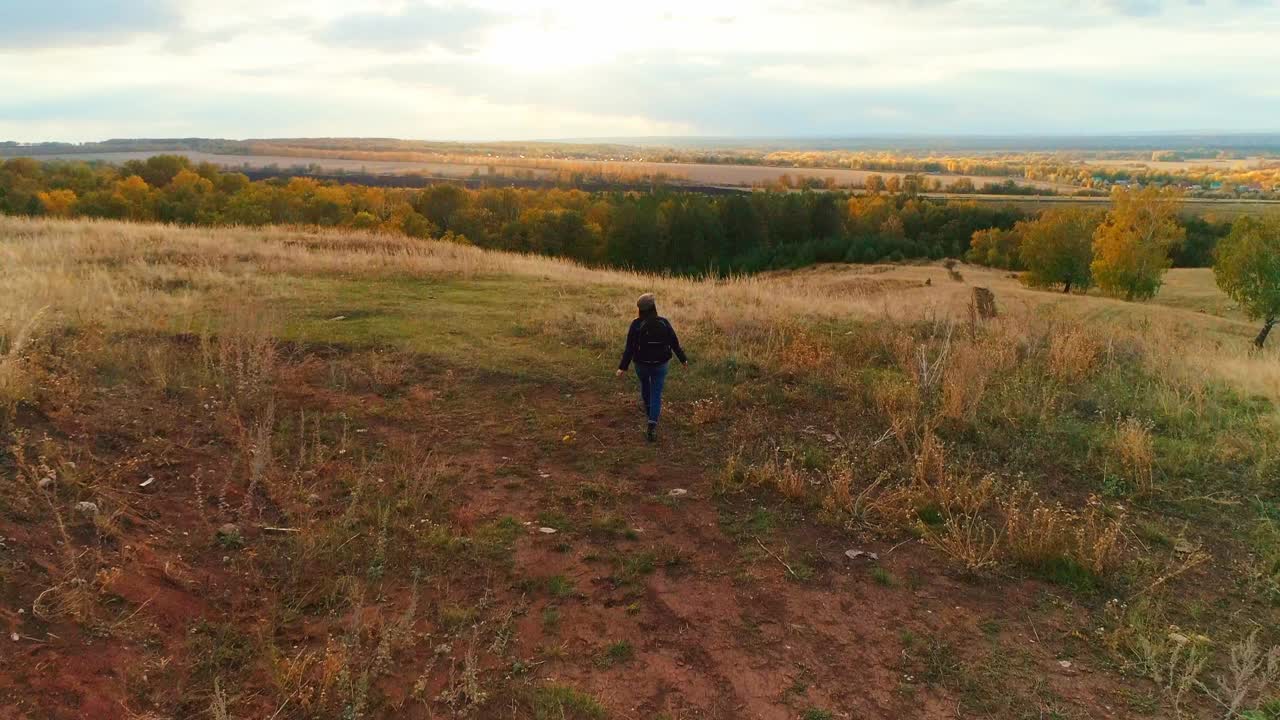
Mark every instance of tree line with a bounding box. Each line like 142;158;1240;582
1;155;1034;273
966;186;1280;347
0;155;1248;282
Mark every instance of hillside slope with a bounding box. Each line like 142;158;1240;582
1;217;1278;719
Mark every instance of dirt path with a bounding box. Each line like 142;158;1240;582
0;347;1138;719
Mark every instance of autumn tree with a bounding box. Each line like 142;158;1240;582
901;174;924;197
884;175;902;194
37;189;77;217
114;175;155;220
1018;208;1101;292
864;174;885;194
1091;186;1185;300
413;184;469;231
1214;213;1280;348
966;227;1021;270
159;169;215;224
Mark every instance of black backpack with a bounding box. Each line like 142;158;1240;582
635;318;673;364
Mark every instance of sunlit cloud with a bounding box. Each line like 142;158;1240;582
0;0;1277;141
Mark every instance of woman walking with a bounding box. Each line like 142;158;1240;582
616;293;688;442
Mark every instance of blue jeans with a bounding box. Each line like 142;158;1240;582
634;362;668;425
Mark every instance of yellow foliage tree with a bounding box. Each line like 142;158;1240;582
1090;186;1184;301
37;189;77;217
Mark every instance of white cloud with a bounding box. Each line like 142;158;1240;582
1;0;1278;140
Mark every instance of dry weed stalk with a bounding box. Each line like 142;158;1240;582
922;510;1001;573
1047;325;1103;383
201;302;278;400
940;341;996;421
211;677;232;720
239;401;276;519
1002;492;1126;578
0;305;47;415
1196;630;1280;719
1114;416;1156;496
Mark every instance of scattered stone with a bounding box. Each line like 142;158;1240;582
845;549;880;562
216;523;243;548
329;315;346;321
972;287;998;319
668;488;688;497
537;527;558;535
1168;632;1190;645
37;476;55;491
74;501;99;517
139;477;155;489
1058;660;1072;669
9;632;17;642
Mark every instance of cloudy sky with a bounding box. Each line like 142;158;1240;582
1;0;1278;142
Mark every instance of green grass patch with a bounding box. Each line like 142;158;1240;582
597;640;634;667
529;684;608;720
545;575;575;599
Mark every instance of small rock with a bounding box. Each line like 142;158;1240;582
37;476;56;491
845;549;880;562
139;477;155;489
74;501;99;517
9;632;18;642
668;488;688;497
329;315;346;321
1168;632;1189;645
216;523;243;547
537;527;558;535
1058;660;1072;669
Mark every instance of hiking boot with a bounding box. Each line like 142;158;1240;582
646;423;657;443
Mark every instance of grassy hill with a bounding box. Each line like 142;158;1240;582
1;217;1278;719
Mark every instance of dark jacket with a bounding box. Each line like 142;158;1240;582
619;316;687;370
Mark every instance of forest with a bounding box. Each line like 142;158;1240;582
0;155;1231;274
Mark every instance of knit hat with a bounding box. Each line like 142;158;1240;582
636;293;656;312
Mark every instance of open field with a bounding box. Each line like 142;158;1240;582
1080;157;1274;173
2;217;1280;719
27;150;1073;192
919;193;1280;219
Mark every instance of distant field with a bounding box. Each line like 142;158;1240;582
30;149;1072;191
29;149;559;180
923;192;1280;218
1080;156;1273;172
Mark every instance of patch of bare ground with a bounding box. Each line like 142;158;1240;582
0;338;1164;719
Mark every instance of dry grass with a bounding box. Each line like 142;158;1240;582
923;511;1002;573
1113;417;1157;496
4;217;1274;411
4;215;1279;718
1002;494;1126;579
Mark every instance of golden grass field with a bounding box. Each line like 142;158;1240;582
2;216;1279;719
31;149;1073;191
